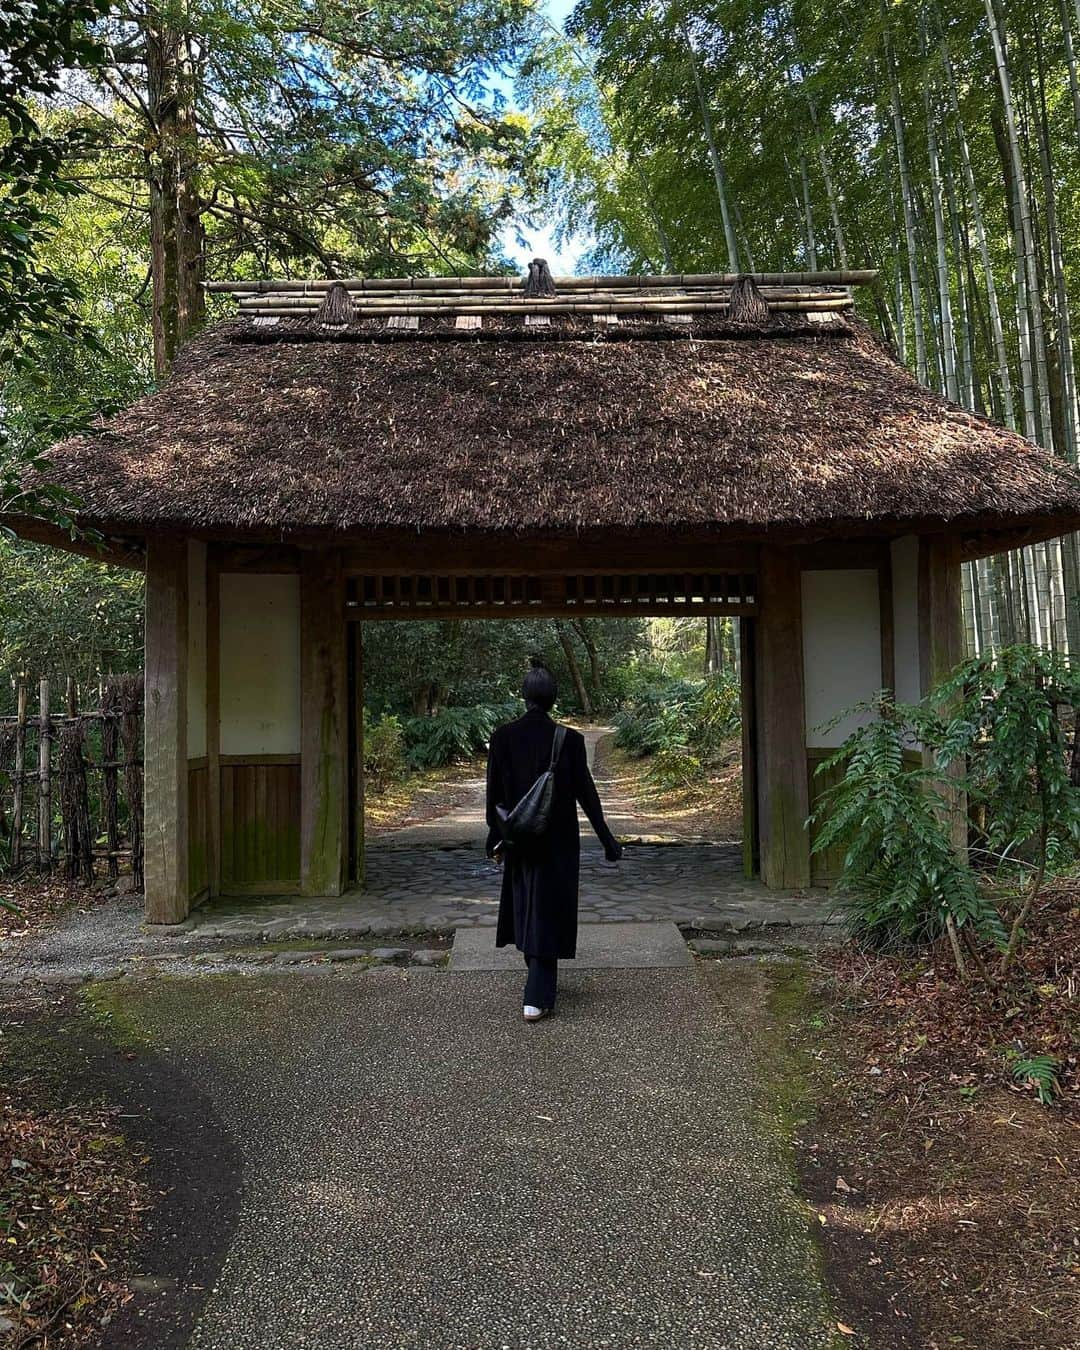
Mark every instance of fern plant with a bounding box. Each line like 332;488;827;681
937;646;1080;974
814;647;1080;978
404;701;518;769
1005;1050;1062;1105
811;696;1002;947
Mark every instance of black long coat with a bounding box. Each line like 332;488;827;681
486;709;619;960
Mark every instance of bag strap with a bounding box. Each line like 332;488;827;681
549;724;567;771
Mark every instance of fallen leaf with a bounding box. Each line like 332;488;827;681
837;1323;856;1336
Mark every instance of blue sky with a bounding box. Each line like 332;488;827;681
498;0;589;274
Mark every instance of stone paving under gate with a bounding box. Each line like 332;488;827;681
164;838;835;942
0;732;839;980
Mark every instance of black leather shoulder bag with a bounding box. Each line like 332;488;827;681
496;724;567;845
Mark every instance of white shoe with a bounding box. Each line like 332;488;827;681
523;1005;547;1022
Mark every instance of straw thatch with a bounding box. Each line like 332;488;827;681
24;311;1080;543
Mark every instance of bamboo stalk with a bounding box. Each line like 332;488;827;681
101;706;120;882
11;683;25;870
882;9;928;384
37;678;50;871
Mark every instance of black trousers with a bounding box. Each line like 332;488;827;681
523;955;557;1009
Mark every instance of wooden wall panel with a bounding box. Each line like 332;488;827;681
188;762;209;900
219;759;301;892
806;749;845;884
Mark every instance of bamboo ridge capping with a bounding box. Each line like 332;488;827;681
206;268;878;294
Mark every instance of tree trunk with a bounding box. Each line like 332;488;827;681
1031;25;1077;462
681;22;740;271
631;154;675;271
805;91;849;268
942;43;1015;425
555;621;592;719
145;6;205;377
921;17;957;401
986;0;1044;442
571;619;601;693
798;153;818;271
882;14;928;383
1060;0;1080;146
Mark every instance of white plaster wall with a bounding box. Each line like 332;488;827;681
891;535;922;704
802;569;883;747
186;540;207;759
219;573;301;756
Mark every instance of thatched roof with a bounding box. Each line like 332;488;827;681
21;272;1080;550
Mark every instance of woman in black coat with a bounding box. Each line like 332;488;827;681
485;660;622;1021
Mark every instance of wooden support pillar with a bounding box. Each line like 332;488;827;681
755;547;812;889
144;535;189;923
347;622;365;887
300;550;347;896
739;617;758;880
206;549;221;896
919;535;967;851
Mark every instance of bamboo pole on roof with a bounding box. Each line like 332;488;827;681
235;284;852;308
206;268;878;294
236;296;855;316
238;299;856;320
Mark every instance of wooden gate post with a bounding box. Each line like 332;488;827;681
755;548;812;889
144;535;189;923
920;535;967;852
300;550;347;896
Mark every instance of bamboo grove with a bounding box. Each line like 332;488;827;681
526;0;1080;654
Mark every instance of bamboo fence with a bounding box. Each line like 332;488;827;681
0;674;143;888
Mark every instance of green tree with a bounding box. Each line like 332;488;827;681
0;539;144;710
0;0;111;519
73;0;541;373
529;0;1080;651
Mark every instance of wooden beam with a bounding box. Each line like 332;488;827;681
755;548;811;889
0;514;145;569
300;550;347;896
346;600;756;621
144;535;189;923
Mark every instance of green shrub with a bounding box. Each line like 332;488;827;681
813;646;1080;977
810;697;1000;946
403;700;519;769
614;674;739;784
363;713;405;793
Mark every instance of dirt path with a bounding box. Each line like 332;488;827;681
368;726;612;850
368;725;741;851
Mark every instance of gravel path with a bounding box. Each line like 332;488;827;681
95;962;834;1349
